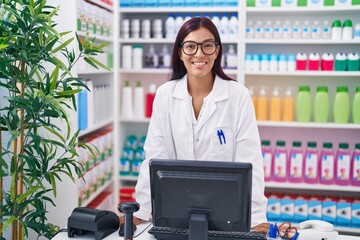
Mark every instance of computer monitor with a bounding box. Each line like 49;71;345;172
149;159;252;240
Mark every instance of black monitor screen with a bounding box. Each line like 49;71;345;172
149;159;252;238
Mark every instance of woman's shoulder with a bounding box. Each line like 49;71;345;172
217;77;250;96
156;80;177;96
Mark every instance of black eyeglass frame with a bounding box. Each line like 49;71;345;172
179;40;219;56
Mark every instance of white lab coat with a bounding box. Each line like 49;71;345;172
134;75;268;227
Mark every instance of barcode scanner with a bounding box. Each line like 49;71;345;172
118;202;140;240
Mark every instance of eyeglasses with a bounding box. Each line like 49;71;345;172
179;40;219;56
278;222;298;240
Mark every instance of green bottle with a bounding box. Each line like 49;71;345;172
353;87;360;124
333;86;350;124
314;86;329;123
296;86;312;122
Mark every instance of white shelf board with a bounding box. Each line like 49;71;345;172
79;118;114;137
77;31;113;42
87;0;113;11
265;181;360;192
119;117;151;123
119;7;239;13
81;180;113;207
78;69;113;75
257;121;360;129
246;6;360;14
245;71;360;77
245;39;360;44
119;175;138;181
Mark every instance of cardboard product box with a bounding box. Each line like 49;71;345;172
267;194;282;221
352;200;360;227
322;197;338;224
337;198;352;226
294;196;309;222
281;195;295;221
308;197;323;220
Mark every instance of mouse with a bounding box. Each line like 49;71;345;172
118;223;137;237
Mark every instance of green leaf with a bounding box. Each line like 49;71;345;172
50;174;57;197
50;63;59;91
56;89;81;96
75;32;83;52
51;37;73;54
1;216;16;234
83;57;99;70
16;186;43;204
87;56;111;71
0;44;9;50
43;125;65;142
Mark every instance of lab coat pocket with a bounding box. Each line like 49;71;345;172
210;127;233;157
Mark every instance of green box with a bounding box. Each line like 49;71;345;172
247;0;256;6
352;0;360;5
297;0;307;6
272;0;281;6
324;0;335;6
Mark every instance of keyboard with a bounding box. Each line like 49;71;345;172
148;226;267;240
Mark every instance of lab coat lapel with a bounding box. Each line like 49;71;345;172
195;76;229;135
172;76;193;132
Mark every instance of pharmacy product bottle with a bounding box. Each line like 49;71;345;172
278;54;287;72
131;19;140;39
184;13;192;23
353;87;360;123
121;81;133;118
282;21;292;39
165;14;176;39
78;89;88;131
226;45;237;69
335;143;351;185
311;20;320;39
308;53;320;71
245;54;252;71
320;142;335;184
296;85;312;122
351;143;360;186
262;140;273;181
152;19;163;39
292;20;301;39
321;20;331;39
255;20;264;39
354;23;360;39
333;86;350;123
145;84;156;118
273;141;288;182
251;54;260;71
256;87;268;121
273;20;282;39
249;86;257;113
321;53;334;71
296;53;307;70
132;45;143;69
246;20;254;39
220;14;230;39
260;54;269;72
314;86;329;123
302;20;310;39
144;45;159;68
342;19;353;40
270;87;282;121
282;87;294;122
264;20;273;38
175;14;184;35
287;54;296;72
335;53;347;71
158;45;171;68
331;20;342;40
133;81;145;118
212;13;221;33
269;54;278;72
347;53;360;71
141;19;151;39
289;141;304;183
304;142;319;183
229;13;238;40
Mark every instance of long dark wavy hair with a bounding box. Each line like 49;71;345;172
170;17;234;81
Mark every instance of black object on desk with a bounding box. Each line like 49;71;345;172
67;207;119;240
118;202;140;239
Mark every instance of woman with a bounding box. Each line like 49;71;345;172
130;17;269;233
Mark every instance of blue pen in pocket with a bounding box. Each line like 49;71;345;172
217;130;223;145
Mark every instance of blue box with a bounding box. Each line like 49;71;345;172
308;198;322;220
198;0;213;6
267;195;281;221
294;198;308;222
185;0;198;6
337;200;352;226
158;0;172;6
281;197;295;221
352;201;360;227
322;198;337;224
145;0;158;7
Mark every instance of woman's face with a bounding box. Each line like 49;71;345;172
179;27;220;81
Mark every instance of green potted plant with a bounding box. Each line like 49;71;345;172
0;1;109;239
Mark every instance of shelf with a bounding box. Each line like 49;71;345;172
87;0;113;11
245;71;360;77
257;121;360;129
79;118;114;137
78;69;113;75
119;117;151;123
119;175;138;181
119;6;239;13
77;31;113;42
119;68;238;75
119;38;238;44
265;181;359;192
245;39;360;44
81;180;113;207
245;6;360;14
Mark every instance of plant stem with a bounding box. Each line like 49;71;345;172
0;126;3;238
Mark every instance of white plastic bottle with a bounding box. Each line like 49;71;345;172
158;45;171;68
165;14;176;39
220;14;230;40
282;21;292;39
141;19;151;39
246;20;254;39
287;54;296;72
260;54;269;71
278;54;287;72
354;23;360;39
175;14;184;36
144;45;159;68
121;81;133;118
255;20;264;38
342;19;353;40
121;19;130;39
302;20;310;39
269;54;278;72
130;19;140;39
292;20;301;39
225;45;237;69
321;20;331;39
134;81;145;118
211;13;221;35
252;54;260;71
184;13;192;23
311;20;320;39
273;20;282;39
264;20;273;38
331;20;342;40
153;19;163;39
229;13;238;40
132;45;143;69
245;54;252;71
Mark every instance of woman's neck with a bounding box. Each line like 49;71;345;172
187;75;214;98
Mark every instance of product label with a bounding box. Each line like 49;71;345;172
305;153;318;179
274;153;287;178
263;152;272;178
290;153;303;179
321;155;334;180
337;154;351;180
353;155;360;182
120;158;130;174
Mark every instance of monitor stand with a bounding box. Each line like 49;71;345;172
188;213;208;240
